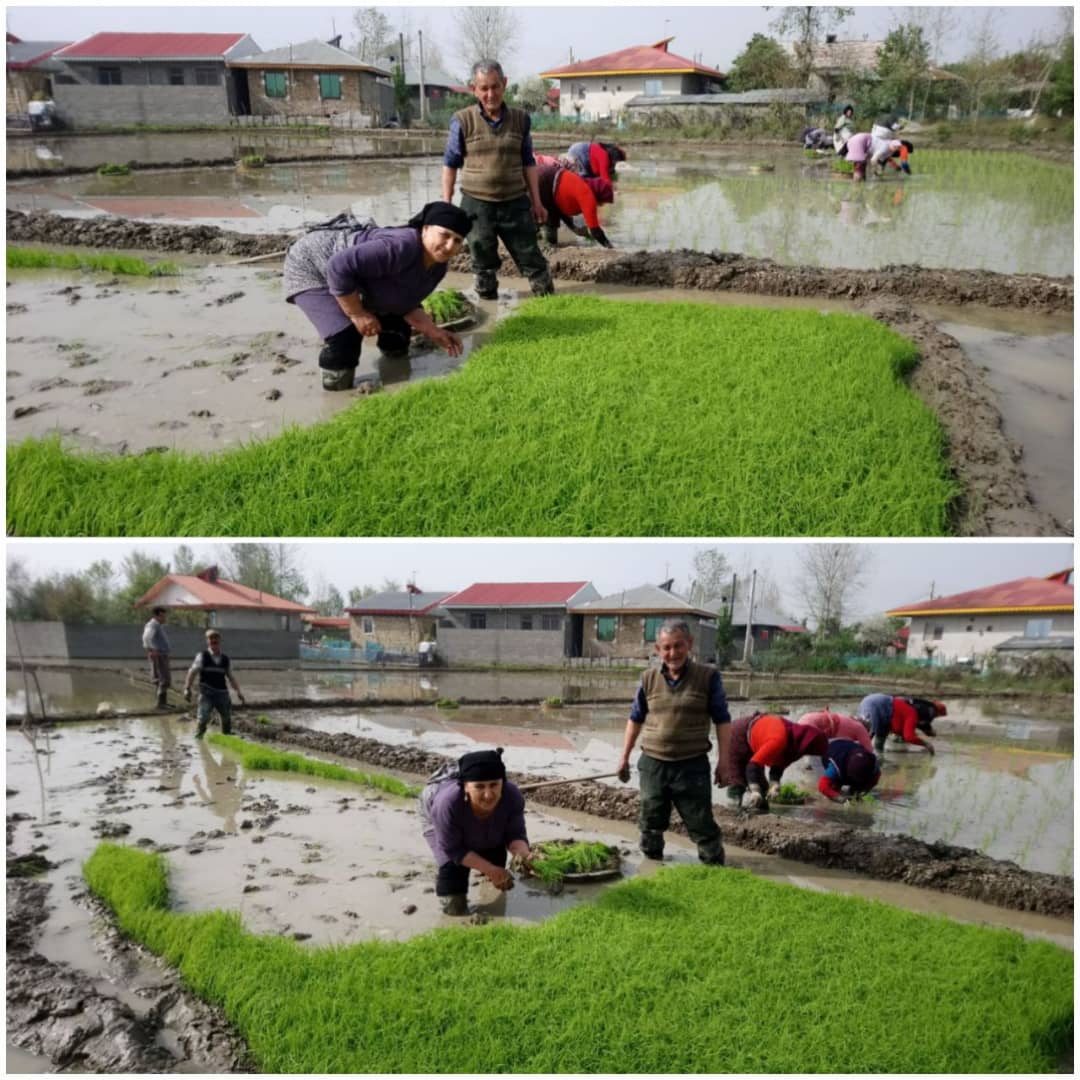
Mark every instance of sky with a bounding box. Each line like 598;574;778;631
7;540;1074;624
6;4;1071;80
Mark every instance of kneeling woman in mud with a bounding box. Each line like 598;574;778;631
284;200;472;391
421;748;535;916
722;713;828;811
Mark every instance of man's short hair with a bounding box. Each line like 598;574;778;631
657;619;692;640
470;59;505;83
205;629;221;639
152;606;167;617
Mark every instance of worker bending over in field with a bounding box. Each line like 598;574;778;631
442;59;553;301
870;136;913;176
536;162;614;247
616;620;729;865
564;140;626;184
722;712;829;811
856;693;944;756
284;201;471;391
797;709;874;753
812;739;881;802
421;748;535;917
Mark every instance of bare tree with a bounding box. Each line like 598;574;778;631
217;544;308;603
768;5;854;85
964;8;1004;118
352;7;394;64
452;7;520;74
686;548;731;609
796;544;872;635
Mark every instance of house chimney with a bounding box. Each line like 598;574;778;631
197;565;220;584
658;578;674;592
826;34;837;44
327;34;342;49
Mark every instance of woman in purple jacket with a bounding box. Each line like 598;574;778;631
285;200;473;390
422;748;534;916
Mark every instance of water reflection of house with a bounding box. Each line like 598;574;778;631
570;582;718;662
6;34;71;118
887;568;1074;667
541;37;724;123
439;582;600;664
50;31;261;128
227;38;392;125
346;588;453;654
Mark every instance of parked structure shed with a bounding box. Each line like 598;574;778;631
6;38;70;118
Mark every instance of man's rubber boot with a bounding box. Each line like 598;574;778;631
474;273;498;301
698;840;726;866
321;367;355;391
639;830;664;860
440;894;469;916
528;270;555;297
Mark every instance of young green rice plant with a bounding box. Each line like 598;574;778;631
96;162;131;175
544;697;563;708
83;845;1073;1073
421;288;468;323
208;733;419;797
238;154;265;168
529;840;615;885
435;698;460;710
773;783;812;804
7;247;181;277
7;297;955;537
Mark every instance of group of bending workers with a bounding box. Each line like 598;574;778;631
805;104;914;182
283;56;624;391
420;618;945;914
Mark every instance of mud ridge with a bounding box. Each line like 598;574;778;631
232;715;1073;918
6;859;253;1073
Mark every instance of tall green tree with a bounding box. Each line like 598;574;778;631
219;544;309;603
452;6;520;72
687;548;732;609
767;6;854;85
172;544;202;575
312;583;346;617
726;34;796;91
876;24;931;117
352;7;394;65
1041;34;1073;115
347;585;378;606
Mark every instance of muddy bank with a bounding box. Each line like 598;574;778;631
230;715;1072;918
6;866;251;1072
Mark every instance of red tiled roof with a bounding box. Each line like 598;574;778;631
56;32;247;60
443;582;591;607
778;624;809;634
887;573;1074;617
541;38;723;80
303;617;350;629
137;574;316;613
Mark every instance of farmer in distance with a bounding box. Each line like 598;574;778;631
442;58;554;301
722;712;829;811
616;620;729;865
421;747;535;917
857;693;944;756
534;160;614;248
284;200;472;391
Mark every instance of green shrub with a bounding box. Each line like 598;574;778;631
96;162;131;176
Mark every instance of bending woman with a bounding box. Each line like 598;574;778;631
284;200;472;391
723;712;828;811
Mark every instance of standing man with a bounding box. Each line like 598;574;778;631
184;629;245;739
615;620;730;865
142;605;171;709
441;59;554;301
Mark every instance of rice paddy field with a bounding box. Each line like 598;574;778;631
84;842;1072;1073
7;295;955;537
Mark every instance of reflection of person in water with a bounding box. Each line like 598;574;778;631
192;739;246;832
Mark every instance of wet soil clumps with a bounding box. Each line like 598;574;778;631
232;715;1073;918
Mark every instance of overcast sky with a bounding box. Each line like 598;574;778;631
7;541;1073;623
7;4;1071;79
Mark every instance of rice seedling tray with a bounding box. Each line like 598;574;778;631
528;838;622;883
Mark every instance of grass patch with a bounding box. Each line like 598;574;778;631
207;733;419;797
6;296;955;536
435;698;460;710
96;162;131;175
238;154;266;168
83;844;1072;1072
7;246;181;277
421;288;469;322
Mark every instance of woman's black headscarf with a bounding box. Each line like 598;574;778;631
408;200;473;237
458;747;506;783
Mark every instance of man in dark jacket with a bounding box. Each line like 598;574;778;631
184;630;245;738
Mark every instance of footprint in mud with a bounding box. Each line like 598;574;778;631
7;369;22;377
7;303;28;316
207;291;245;307
82;379;130;396
12;404;47;419
189;409;214;418
157;420;188;430
265;388;283;401
32;375;75;392
67;353;98;368
223;368;247;381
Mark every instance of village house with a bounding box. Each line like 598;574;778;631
227;38;392;126
6;33;71;120
345;588;453;656
49;31;261;128
540;37;724;123
727;601;809;656
886;569;1074;667
438;581;601;665
388;63;469;122
569;583;718;662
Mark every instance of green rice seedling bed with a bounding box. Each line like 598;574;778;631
207;733;419;797
83;845;1071;1073
7;296;954;536
528;839;620;885
7;246;181;277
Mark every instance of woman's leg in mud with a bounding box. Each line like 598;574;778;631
292;288;360;391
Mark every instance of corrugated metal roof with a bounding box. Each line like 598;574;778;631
229;39;389;75
57;32;248;60
728;603;806;629
626;89;817;106
7;40;71;68
137;574;316;613
994;635;1073;651
541;38;723;80
443;582;592;607
570;583;716;617
888;574;1074;617
345;590;452;615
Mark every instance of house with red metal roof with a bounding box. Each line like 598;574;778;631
6;38;71;118
540;37;723;123
439;581;600;664
50;31;261;127
886;569;1073;666
137;565;315;632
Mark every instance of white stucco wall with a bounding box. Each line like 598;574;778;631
905;612;1073;662
558;73;684;121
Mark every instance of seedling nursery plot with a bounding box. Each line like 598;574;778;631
84;843;1071;1073
7;295;954;536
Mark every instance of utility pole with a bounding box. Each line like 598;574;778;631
418;30;427;123
741;570;757;665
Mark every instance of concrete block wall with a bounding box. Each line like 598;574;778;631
439;628;566;665
7;621;68;660
53;84;231;127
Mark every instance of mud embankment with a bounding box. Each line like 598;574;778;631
230;715;1073;918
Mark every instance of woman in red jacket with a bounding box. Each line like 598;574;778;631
536;163;614;247
723;712;828;810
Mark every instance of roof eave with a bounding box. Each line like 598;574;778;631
888;604;1074;616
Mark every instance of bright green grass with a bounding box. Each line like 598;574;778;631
7;246;181;277
84;844;1071;1072
7;296;955;536
208;733;419;797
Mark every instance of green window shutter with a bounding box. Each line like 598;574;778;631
319;73;342;99
596;616;616;642
264;71;287;98
644;616;664;642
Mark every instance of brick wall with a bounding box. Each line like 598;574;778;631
583;613;717;662
349;613;437;651
244;67;386;123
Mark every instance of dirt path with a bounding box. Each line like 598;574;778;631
229;715;1073;918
